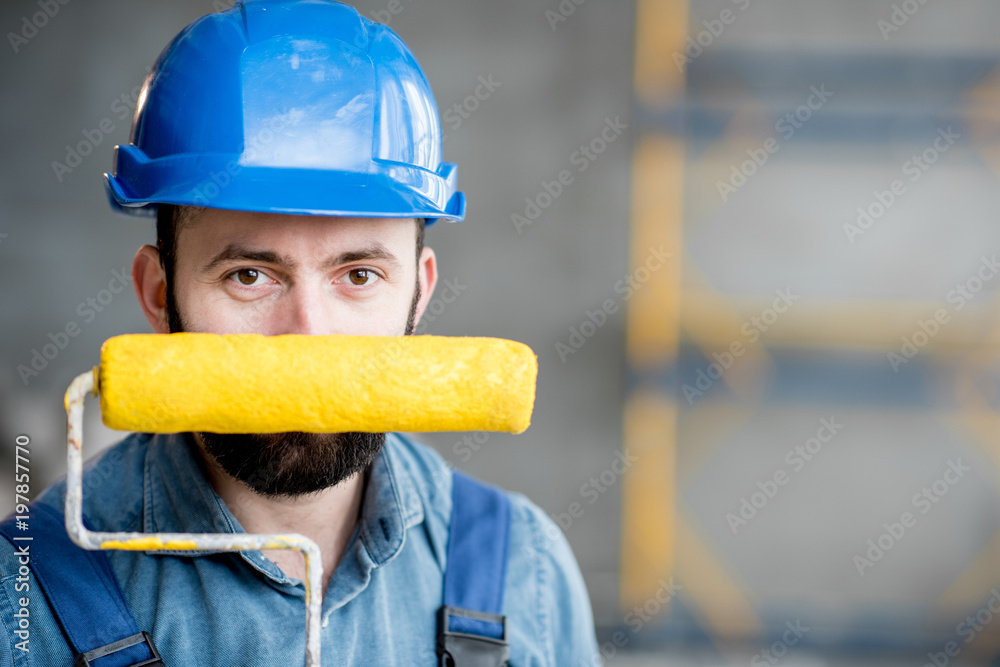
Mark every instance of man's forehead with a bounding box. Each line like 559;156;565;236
176;207;414;241
170;207;421;267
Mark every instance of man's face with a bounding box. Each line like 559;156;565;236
135;207;437;497
171;208;425;337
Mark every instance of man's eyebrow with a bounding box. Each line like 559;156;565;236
202;243;403;273
321;245;401;269
203;245;296;272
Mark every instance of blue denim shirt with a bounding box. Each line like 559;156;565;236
0;432;600;666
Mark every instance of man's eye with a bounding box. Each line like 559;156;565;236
231;269;267;286
347;269;378;286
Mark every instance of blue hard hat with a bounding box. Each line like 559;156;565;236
104;0;464;224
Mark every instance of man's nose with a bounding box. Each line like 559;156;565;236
275;283;333;336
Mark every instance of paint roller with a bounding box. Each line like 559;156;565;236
96;333;537;434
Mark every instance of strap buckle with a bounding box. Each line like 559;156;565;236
437;606;509;667
74;630;164;667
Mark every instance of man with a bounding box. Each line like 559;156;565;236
0;1;600;665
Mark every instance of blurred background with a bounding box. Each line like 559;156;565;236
4;0;1000;664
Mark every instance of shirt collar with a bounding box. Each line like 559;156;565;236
141;432;425;593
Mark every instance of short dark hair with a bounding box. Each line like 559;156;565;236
155;204;192;333
155;205;426;332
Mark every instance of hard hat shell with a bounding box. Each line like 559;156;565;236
104;0;465;224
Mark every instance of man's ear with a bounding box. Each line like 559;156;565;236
412;246;438;330
132;245;171;334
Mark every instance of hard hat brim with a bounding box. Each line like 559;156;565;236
104;145;465;224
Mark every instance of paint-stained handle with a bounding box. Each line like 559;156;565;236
98;333;537;434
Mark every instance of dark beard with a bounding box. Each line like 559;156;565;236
173;279;422;497
199;431;386;497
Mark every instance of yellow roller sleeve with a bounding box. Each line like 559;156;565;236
98;333;537;434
